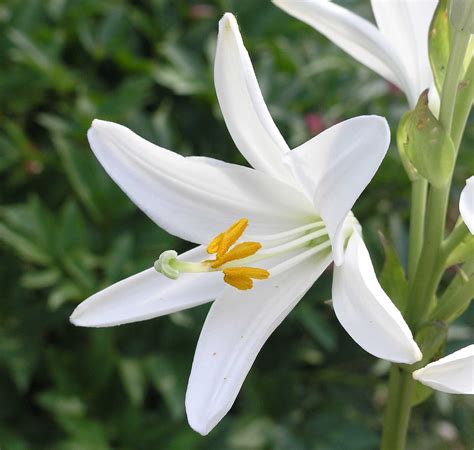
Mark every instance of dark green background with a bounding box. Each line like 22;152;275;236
1;0;473;448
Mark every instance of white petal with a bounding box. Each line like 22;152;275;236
88;119;316;244
185;251;332;435
332;231;422;363
285;116;390;265
371;0;437;107
215;13;294;183
413;345;474;394
70;246;225;327
460;176;474;234
272;0;412;99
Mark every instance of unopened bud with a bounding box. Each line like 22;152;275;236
450;0;474;33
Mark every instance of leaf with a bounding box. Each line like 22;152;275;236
411;380;433;407
0;223;51;265
378;233;408;313
118;358;146;407
21;268;61;289
146;355;184;420
294;303;337;351
429;0;451;94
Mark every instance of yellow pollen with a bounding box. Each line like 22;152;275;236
207;218;249;257
211;242;261;268
207;232;224;254
223;267;270;290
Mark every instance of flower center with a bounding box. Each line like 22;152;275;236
154;217;332;290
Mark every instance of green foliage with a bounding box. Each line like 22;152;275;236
0;0;473;449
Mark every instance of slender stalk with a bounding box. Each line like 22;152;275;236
380;28;472;450
441;221;470;260
408;179;428;281
381;366;415;450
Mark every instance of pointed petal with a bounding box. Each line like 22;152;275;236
215;13;293;183
285;116;390;265
70;246;225;327
460;176;474;234
413;345;474;394
185;251;332;435
272;0;412;99
332;231;422;363
88;120;316;244
371;0;437;106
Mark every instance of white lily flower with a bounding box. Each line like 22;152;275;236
413;345;474;394
273;0;438;108
460;176;474;234
70;13;421;435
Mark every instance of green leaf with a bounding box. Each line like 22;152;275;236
404;90;456;188
118;358;146;407
0;222;51;265
294;303;337;351
411;381;433;407
378;233;408;313
429;0;451;93
146;355;184;419
21;268;61;289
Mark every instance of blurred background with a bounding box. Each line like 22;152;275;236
1;0;473;448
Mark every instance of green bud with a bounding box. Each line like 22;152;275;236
450;0;474;33
429;0;451;93
403;90;455;188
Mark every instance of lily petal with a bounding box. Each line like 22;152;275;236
70;246;225;327
460;176;474;234
371;0;437;106
215;13;293;183
413;345;474;394
332;231;422;363
185;250;332;435
88;119;316;244
285;116;390;265
272;0;412;99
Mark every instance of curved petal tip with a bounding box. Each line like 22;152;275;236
460;176;474;234
332;232;422;364
413;345;474;394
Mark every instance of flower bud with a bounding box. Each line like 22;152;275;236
402;90;455;188
450;0;474;33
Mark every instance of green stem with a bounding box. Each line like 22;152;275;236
381;367;415;450
380;27;472;450
408;179;428;281
433;275;474;323
441;221;470;260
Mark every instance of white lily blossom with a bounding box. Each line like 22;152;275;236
413;345;474;394
272;0;438;108
460;176;474;234
70;13;421;435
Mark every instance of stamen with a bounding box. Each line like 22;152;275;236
207;218;249;256
207;232;224;254
223;267;270;290
246;220;324;243
269;240;332;277
211;242;261;268
218;218;249;256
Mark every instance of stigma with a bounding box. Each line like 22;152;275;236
154;217;333;290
